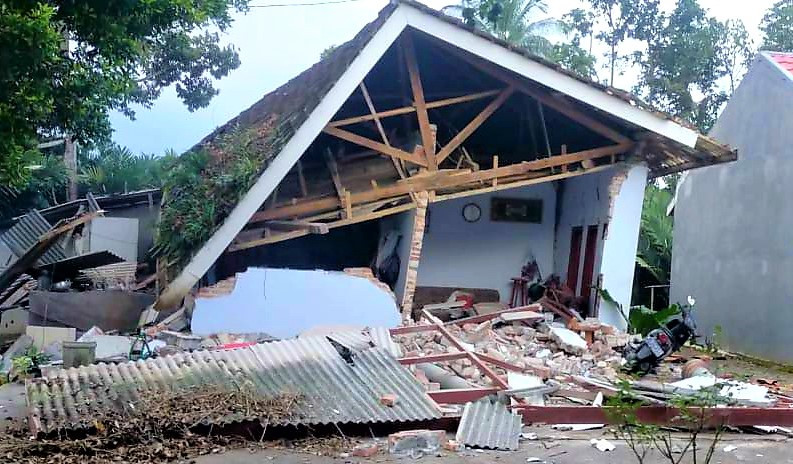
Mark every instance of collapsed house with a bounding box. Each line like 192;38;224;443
154;0;734;330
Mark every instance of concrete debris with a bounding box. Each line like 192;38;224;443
388;429;444;458
723;445;738;452
548;327;587;355
75;334;132;361
590;438;616;452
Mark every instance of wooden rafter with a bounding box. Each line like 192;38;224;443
327;89;501;127
323;149;345;202
296;160;308;197
323;126;428;167
441;43;633;146
248;142;631;224
435;86;515;164
231;201;415;251
262;220;329;234
402;34;437;169
359;81;416;203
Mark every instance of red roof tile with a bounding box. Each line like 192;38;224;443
769;52;793;75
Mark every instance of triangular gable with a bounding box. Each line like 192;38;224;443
157;0;731;307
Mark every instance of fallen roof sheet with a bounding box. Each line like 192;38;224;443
456;399;522;451
27;335;441;434
0;210;67;266
38;250;125;281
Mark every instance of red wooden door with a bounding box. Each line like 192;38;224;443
580;224;600;304
566;226;583;292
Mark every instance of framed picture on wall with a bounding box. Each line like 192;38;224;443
491;197;543;223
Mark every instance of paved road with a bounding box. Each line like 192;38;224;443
194;430;792;464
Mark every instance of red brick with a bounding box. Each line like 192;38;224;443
443;439;462;451
352;444;379;457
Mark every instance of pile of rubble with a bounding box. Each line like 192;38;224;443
394;312;632;386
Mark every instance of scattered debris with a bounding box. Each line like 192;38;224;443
590;438;616;452
352;443;380;457
723;444;738;452
388;429;445;458
456;399;522;451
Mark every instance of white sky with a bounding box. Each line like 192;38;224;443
110;0;775;154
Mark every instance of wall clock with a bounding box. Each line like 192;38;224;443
462;202;482;223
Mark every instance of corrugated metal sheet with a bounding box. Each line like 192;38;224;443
27;336;441;434
80;260;137;288
456;400;522;450
0;211;67;266
326;327;400;358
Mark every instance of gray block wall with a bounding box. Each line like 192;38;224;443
671;54;793;363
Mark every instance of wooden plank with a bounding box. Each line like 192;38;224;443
403;34;437;169
492;155;498;186
323;126;428;167
428;388;501;404
398;352;469;365
441;44;633;146
262;220;329;234
230;201;416;251
249;143;630;223
435;87;515;163
327;89;502;127
514;406;793;427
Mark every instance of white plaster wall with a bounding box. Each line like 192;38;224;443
599;164;649;329
415;184;557;302
87;217;139;262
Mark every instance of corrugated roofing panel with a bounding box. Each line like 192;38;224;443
325;327;402;358
456;400;522;450
27;336;440;434
0;211;67;266
770;52;793;76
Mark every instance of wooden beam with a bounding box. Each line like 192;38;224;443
435;87;515;164
249;143;631;223
442;44;633;146
402;34;437;169
323;149;345;204
323;126;428;167
231;201;416;251
359;81;416;202
262;220;329;235
327;89;502;127
296;160;308;197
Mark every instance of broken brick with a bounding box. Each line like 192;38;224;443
380;393;398;407
352;443;380;457
388;429;445;456
443;439;462;452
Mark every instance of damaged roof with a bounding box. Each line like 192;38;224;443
156;0;735;308
27;335;441;434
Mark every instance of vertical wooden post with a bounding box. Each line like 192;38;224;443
64;136;78;201
400;190;429;322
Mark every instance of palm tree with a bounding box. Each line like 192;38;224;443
442;0;559;54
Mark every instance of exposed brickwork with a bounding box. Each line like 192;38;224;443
400;191;429;322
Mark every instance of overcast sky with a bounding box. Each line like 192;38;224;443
110;0;776;155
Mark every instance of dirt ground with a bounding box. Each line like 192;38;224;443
192;428;793;464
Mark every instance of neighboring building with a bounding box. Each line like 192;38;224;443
157;0;734;329
0;189;161;269
671;52;793;362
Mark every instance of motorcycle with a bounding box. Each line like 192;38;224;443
624;307;698;375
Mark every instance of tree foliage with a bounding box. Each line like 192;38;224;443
633;0;728;132
444;0;597;77
0;0;249;187
761;0;793;52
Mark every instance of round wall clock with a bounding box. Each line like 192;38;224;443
462;202;482;223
